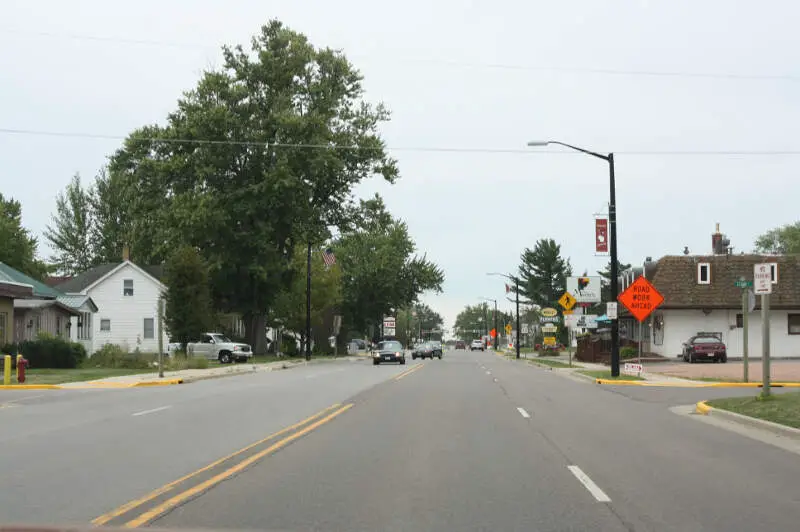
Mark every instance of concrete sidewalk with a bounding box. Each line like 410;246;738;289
58;356;366;387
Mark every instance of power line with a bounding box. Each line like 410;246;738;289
2;27;799;82
1;127;799;156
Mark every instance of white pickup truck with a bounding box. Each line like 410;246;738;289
187;332;253;363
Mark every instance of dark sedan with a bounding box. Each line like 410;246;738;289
682;334;728;363
372;340;406;365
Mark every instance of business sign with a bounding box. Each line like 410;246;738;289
754;263;773;295
617;276;664;322
541;323;558;334
567;276;602;303
595;217;609;254
383;316;396;336
540;307;559;323
543;336;557;346
575;314;598;329
623;362;644;376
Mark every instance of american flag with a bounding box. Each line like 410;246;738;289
322;248;337;268
505;283;511;293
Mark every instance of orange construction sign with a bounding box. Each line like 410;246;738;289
490;328;497;338
617;276;664;322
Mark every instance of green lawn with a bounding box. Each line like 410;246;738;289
579;370;645;381
20;368;155;385
531;359;581;369
708;392;800;429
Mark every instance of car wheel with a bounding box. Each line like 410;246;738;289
219;351;232;364
721;354;727;363
373;359;380;365
412;355;416;360
437;355;442;359
400;358;406;365
689;352;695;364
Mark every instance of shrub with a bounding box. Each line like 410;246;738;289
621;346;638;360
167;352;209;370
2;335;87;368
88;344;153;369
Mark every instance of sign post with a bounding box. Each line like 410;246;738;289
735;279;752;382
754;264;773;396
617;276;665;373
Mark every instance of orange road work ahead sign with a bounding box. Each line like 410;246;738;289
490;328;497;338
617;276;664;322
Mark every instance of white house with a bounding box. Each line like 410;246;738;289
621;232;800;359
55;256;168;355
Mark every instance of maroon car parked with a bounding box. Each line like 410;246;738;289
682;334;727;363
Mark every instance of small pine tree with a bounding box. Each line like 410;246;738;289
162;246;214;350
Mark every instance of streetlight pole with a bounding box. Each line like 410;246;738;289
487;272;521;359
527;140;620;376
481;297;498;350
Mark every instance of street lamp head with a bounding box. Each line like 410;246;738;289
526;141;550;147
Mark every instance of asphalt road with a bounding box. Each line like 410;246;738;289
3;351;800;531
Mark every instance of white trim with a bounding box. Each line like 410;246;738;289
83;261;165;293
697;262;711;284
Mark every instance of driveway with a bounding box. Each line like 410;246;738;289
649;359;800;381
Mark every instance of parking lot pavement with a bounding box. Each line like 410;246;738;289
649;359;800;381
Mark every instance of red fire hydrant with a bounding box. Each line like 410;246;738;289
16;355;28;383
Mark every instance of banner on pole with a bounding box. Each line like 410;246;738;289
595;217;609;254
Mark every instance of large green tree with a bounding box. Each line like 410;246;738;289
336;195;444;340
162;246;215;350
396;303;444;345
102;20;398;353
44;173;96;275
0;193;48;279
517;238;572;308
453;304;514;341
755;222;800;254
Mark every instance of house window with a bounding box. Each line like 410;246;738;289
100;319;111;332
788;314;800;335
143;318;155;339
697;263;710;284
736;314;743;328
770;263;779;284
78;312;92;340
123;279;134;296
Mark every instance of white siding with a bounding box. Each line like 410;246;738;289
650;308;800;359
84;263;169;354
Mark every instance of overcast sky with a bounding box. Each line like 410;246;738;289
2;0;799;332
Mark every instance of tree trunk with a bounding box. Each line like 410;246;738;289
244;313;268;355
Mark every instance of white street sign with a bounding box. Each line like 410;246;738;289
754;263;773;295
567;276;602;303
623;363;644;376
606;302;618;320
575;314;599;329
521;324;529;334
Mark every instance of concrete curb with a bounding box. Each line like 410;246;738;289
695;400;800;439
596;379;800;388
0;384;61;390
132;379;184;387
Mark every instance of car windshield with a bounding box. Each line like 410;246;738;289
379;341;403;351
212;334;233;343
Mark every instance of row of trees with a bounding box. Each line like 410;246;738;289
3;20;445;353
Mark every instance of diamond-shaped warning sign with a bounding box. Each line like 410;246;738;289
617;276;664;322
558;291;576;311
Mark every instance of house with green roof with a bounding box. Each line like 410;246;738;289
0;262;98;349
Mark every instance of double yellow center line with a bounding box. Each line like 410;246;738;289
92;402;353;528
394;363;424;381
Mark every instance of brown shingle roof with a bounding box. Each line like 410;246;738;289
648;254;800;309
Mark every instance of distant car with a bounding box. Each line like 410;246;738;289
187;333;253;363
412;341;442;360
682;334;727;363
373;340;406;365
470;339;484;351
455;340;466;350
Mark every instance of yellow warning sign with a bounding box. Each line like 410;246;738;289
558;291;577;311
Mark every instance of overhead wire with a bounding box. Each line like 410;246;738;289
0;127;798;156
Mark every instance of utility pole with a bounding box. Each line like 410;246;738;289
761;293;771;397
305;242;312;361
157;297;164;378
515;277;520;359
493;300;498;350
742;287;749;383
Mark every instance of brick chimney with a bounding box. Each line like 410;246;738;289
122;245;130;262
711;223;723;254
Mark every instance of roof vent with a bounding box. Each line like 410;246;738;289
683;246;690;255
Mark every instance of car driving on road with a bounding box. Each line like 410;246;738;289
470;339;484;351
373;340;406;365
455;340;466;350
412;341;441;360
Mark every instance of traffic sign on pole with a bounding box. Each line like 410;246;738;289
617;276;664;322
558;291;577;310
754;263;773;295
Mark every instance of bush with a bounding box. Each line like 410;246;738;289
621;346;638;360
2;335;87;368
88;344;153;369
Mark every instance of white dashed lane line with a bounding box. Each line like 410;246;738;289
517;407;530;418
568;465;612;502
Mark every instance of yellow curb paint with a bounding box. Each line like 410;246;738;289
0;384;62;390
